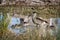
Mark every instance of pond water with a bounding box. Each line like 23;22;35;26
8;16;35;35
57;18;60;30
0;14;3;21
10;17;21;26
57;18;60;40
8;17;27;35
58;18;60;25
8;17;60;35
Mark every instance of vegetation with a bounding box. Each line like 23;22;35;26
0;5;60;40
0;6;60;18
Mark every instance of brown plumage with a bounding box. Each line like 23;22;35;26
36;17;48;23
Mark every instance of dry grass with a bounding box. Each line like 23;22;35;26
0;6;59;18
0;26;56;40
0;5;59;40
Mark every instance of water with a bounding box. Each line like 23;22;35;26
8;17;27;35
58;18;60;25
57;18;60;30
8;17;60;35
57;18;60;40
0;14;3;21
10;17;21;26
8;25;27;35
